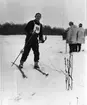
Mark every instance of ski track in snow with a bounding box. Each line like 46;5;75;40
0;35;87;105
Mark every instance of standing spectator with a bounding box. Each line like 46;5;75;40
76;23;85;52
66;21;78;53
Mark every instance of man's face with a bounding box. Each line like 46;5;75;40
35;14;41;21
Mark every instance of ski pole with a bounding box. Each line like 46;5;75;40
65;41;67;53
11;32;35;66
11;51;22;66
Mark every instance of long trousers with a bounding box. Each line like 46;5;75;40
20;40;39;63
69;44;77;53
77;43;81;52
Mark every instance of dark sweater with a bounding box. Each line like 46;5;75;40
25;19;43;42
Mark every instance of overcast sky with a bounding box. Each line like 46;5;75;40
0;0;86;28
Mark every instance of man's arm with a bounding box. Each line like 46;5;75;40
25;20;34;34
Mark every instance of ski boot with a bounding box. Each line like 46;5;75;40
34;61;40;69
19;61;24;69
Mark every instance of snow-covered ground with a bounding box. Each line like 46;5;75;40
0;35;87;105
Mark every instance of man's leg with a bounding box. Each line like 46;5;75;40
74;44;77;52
76;44;78;52
76;43;78;52
19;44;31;68
69;44;73;53
78;43;81;52
32;42;40;68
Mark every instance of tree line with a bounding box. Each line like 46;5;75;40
0;22;65;35
0;22;87;36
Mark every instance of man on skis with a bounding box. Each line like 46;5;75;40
19;13;45;69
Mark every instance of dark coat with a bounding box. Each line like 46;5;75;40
25;19;44;43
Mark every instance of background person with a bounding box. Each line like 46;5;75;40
66;21;78;53
76;23;85;52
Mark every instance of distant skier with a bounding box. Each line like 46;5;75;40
66;21;78;53
76;23;85;52
19;13;46;69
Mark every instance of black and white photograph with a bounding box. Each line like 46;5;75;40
0;0;87;105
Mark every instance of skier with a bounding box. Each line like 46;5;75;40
76;23;85;52
19;13;45;69
66;21;78;53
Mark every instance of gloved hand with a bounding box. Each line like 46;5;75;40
39;35;47;43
